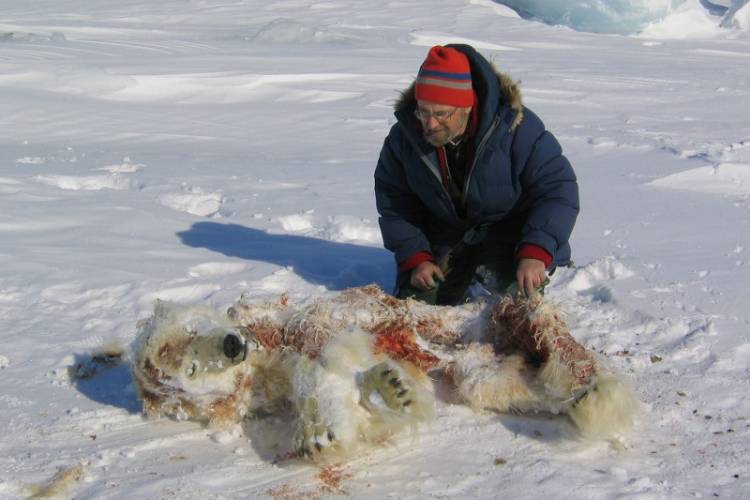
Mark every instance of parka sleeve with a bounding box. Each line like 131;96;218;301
512;109;580;263
374;133;433;264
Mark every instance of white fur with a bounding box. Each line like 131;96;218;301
567;368;638;438
452;344;542;413
287;327;435;459
131;302;254;425
132;286;638;461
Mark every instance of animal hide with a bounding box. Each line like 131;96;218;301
132;285;636;461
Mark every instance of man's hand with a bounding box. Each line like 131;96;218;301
410;261;445;290
516;258;547;297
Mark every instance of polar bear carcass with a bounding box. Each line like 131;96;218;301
131;285;635;460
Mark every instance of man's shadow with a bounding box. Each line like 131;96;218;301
177;222;394;291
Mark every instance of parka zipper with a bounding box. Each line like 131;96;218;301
397;122;460;219
398;114;502;224
460;115;501;208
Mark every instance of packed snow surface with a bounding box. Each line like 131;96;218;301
1;0;749;499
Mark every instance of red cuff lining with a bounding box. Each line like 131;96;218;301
516;244;553;268
398;251;434;272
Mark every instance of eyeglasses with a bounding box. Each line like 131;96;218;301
414;107;459;123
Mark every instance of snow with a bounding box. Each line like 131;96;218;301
159;188;226;218
496;0;750;34
650;162;750;195
1;0;749;499
726;1;750;28
640;0;727;38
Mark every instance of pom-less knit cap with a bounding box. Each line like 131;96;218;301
415;46;474;107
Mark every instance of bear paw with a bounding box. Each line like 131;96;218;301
358;362;415;413
293;397;336;459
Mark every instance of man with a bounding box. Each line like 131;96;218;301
374;44;579;305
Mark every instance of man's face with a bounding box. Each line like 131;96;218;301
415;100;472;147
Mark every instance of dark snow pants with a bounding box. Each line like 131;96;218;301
394;238;519;306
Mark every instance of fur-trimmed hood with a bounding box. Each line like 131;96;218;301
394;46;525;133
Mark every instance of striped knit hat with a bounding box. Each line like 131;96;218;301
415;46;474;107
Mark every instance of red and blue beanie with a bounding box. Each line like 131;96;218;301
415;46;474;107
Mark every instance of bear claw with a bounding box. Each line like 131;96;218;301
359;362;415;413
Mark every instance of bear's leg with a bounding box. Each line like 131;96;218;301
489;296;637;435
449;343;544;413
490;296;597;400
288;327;435;460
293;394;338;458
564;369;637;437
358;361;415;412
356;360;434;422
288;354;364;460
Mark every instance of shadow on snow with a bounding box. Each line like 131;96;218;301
177;221;394;291
70;353;142;414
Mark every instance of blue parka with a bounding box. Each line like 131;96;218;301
374;44;579;268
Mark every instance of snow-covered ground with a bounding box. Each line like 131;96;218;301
1;1;749;498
